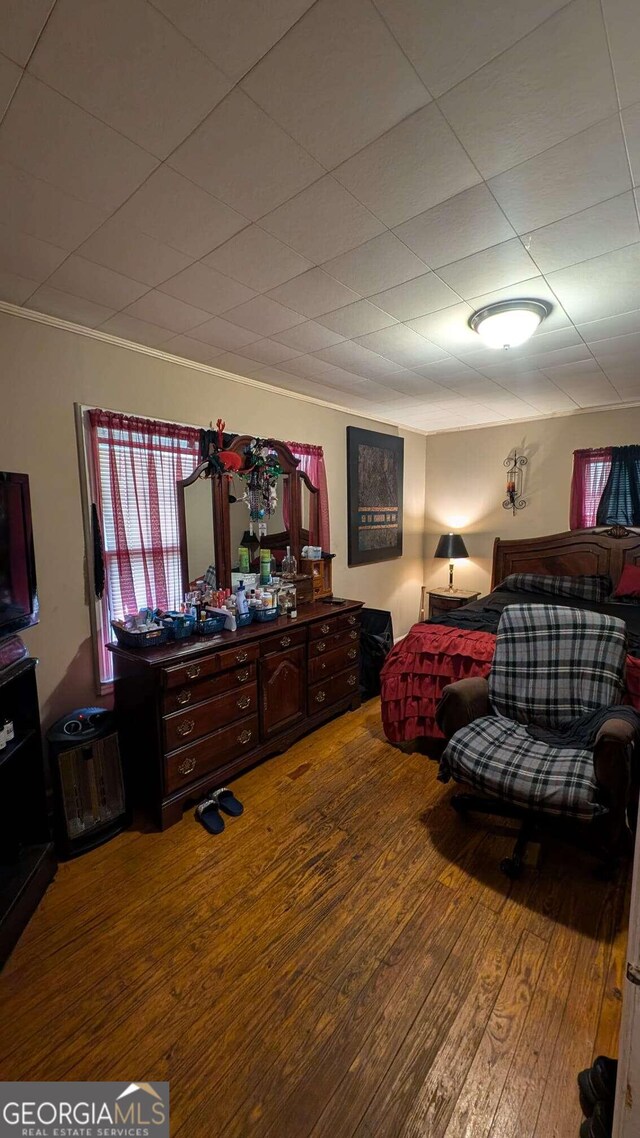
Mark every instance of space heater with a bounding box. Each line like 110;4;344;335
47;707;129;858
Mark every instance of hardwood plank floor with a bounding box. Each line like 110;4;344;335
0;699;628;1137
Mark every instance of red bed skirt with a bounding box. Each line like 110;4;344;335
380;622;640;743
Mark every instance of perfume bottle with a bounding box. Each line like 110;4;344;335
282;545;297;579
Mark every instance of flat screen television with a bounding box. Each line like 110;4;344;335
0;472;39;639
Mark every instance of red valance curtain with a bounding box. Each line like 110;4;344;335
285;441;330;551
89;409;201;682
569;447;613;529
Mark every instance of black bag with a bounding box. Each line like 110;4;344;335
359;608;393;700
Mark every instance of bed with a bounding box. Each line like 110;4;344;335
381;525;640;744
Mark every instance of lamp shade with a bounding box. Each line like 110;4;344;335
434;533;468;560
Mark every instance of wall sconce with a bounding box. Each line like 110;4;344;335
503;451;527;515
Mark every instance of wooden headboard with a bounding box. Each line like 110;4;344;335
491;526;640;590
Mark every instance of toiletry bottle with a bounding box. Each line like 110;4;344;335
4;717;14;742
236;580;249;616
0;722;6;751
238;544;250;573
282;545;297;579
260;547;272;586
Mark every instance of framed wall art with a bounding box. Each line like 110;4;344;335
346;427;403;567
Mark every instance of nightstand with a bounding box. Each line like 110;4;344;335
420;586;481;621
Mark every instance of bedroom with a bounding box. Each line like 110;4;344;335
1;1;640;1137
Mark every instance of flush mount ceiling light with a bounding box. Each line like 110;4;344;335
468;299;552;350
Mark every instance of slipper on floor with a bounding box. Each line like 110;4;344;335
213;787;244;817
195;799;225;834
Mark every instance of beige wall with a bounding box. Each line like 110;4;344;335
0;310;426;725
424;406;640;596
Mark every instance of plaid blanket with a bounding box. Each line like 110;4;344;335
499;573;612;603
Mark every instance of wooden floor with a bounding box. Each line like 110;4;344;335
0;699;628;1138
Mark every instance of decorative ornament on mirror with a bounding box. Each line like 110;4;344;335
238;438;284;533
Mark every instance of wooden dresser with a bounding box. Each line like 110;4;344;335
109;599;363;828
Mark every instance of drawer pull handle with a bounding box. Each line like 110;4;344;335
349;630;358;640
176;718;195;738
317;641;326;653
320;622;330;634
347;674;357;687
177;756;196;776
238;729;252;745
176;688;192;706
236;668;250;684
315;690;326;703
348;615;357;625
237;695;251;711
236;650;249;664
185;664;201;680
319;661;327;671
280;635;291;648
347;647;357;660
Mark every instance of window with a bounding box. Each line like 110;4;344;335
88;410;201;684
570;448;612;529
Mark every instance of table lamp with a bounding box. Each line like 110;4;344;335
434;532;468;590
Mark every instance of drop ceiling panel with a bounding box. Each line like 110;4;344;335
114;168;248;260
260;176;385;263
150;0;315;81
242;0;429;167
577;309;640;343
47;255;149;308
488;116;632;235
0;54;21;118
77;217;193;286
241;338;303;365
622;103;640;186
355;324;449;366
436;239;539;301
0;268;40;304
523;193;640;274
546;244;640;324
221;294;306;336
123;289;212;333
370;272;460;321
100;312;176;346
393;184;516;270
0;74;157;209
266;268;361;318
157;262;255;315
334;104;480;228
322;232;428;296
0;223;67;282
203;227;312;293
0;161;107;250
168;89;323;221
0;0;55;66
602;0;640;109
26;285;115;327
177;314;261;351
270;320;345;352
440;0;617;178
158;335;226;366
316;300;396;338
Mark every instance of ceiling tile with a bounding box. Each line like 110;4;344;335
374;0;568;98
333;103;480;228
369;272;460;320
523;192;640;274
162;335;226;365
439;0;617;178
322;232;428;295
241;338;303;365
151;0;315;81
203;226;312;292
313;340;403;379
406;301;477;355
546;244;640;324
26;284;115;327
100;312;175;346
436;239;539;300
260;176;385;263
157;262;255;314
0;74;157;209
577;309;640;343
623;102;640;186
266;268;361;319
30;0;230;157
0;267;39;303
0;221;66;281
188;315;261;350
412;359;481;383
242;0;428;167
602;0;640;109
222;294;305;336
393;184;515;270
0;0;54;66
271;320;345;352
123;289;212;333
168;89;323;221
0;53;21;117
542;358;621;406
316;300;395;338
355;324;448;366
114;167;247;260
206;351;263;375
0;160;107;249
276;353;346;380
489;115;631;234
76;217;193;286
588;330;640;363
47;255;149;308
496;371;578;413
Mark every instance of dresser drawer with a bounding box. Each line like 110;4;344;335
308;626;360;658
162;653;219;690
260;626;307;656
308;667;359;714
217;642;260;671
309;615;338;640
161;663;255;714
164;715;258;793
337;610;361;631
308;641;359;683
163;683;258;752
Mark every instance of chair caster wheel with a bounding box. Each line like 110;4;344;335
500;856;522;879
